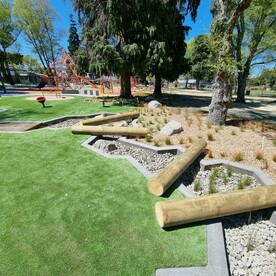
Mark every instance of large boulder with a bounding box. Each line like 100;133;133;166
148;100;162;109
160;120;183;136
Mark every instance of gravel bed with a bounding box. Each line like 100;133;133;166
45;119;81;128
93;138;175;173
182;166;276;276
92;141;276;275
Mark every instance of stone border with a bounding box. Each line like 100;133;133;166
81;136;230;276
200;159;276;225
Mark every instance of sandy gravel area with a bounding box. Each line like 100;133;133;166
135;106;276;182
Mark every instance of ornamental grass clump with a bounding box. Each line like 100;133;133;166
153;139;160;147
233;151;244;162
165;137;172;145
145;135;153;143
255;151;264;160
194;179;202;192
207;133;214;141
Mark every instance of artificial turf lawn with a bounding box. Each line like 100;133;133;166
0;129;207;275
0;96;133;122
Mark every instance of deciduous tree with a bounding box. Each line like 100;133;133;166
0;0;21;86
13;0;62;74
190;34;213;90
234;0;276;102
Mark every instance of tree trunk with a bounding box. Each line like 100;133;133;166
208;0;252;125
236;73;247;103
0;71;7;93
185;78;188;88
153;74;162;97
3;58;14;85
120;68;131;98
236;60;251;103
208;75;233;125
195;79;200;90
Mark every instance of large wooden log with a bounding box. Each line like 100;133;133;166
155;184;276;228
147;139;207;196
81;111;140;125
71;125;149;137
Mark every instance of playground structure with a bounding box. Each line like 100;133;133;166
37;51;140;96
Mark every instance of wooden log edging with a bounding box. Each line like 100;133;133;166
71;125;149;137
147;139;207;196
81;111;140;125
155;184;276;228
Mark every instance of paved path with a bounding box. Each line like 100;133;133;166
0;122;42;132
166;89;276;124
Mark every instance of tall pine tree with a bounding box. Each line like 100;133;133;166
68;14;80;57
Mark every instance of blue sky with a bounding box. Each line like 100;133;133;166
18;0;213;56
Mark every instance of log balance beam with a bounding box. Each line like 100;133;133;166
71;125;149;137
147;139;207;196
155;184;276;228
81;111;140;126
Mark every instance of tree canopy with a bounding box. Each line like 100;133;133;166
234;0;276;102
68;14;80;57
0;0;21;85
74;0;200;97
13;0;62;73
189;34;213;90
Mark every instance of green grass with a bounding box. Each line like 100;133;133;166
0;96;133;122
0;129;207;275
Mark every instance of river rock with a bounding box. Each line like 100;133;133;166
160;120;183;136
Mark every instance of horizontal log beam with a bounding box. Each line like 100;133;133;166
71;125;149;137
155;184;276;228
81;111;140;125
148;139;207;196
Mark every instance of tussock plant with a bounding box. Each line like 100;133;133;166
179;137;184;144
207;133;214;141
164;117;168;124
156;123;161;131
208;149;214;158
226;166;234;177
220;151;226;157
255;151;264;160
194;179;202;192
145;135;153;143
233;151;244;162
165;137;172;145
196;113;203;130
188;136;193;143
231;130;237;136
208;178;217;194
153;139;160;147
207;122;212;129
246;232;256;252
273;154;276;163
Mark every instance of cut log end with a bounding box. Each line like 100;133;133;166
155;202;165;228
147;180;164;196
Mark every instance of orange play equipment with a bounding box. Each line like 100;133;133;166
37;51;141;96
